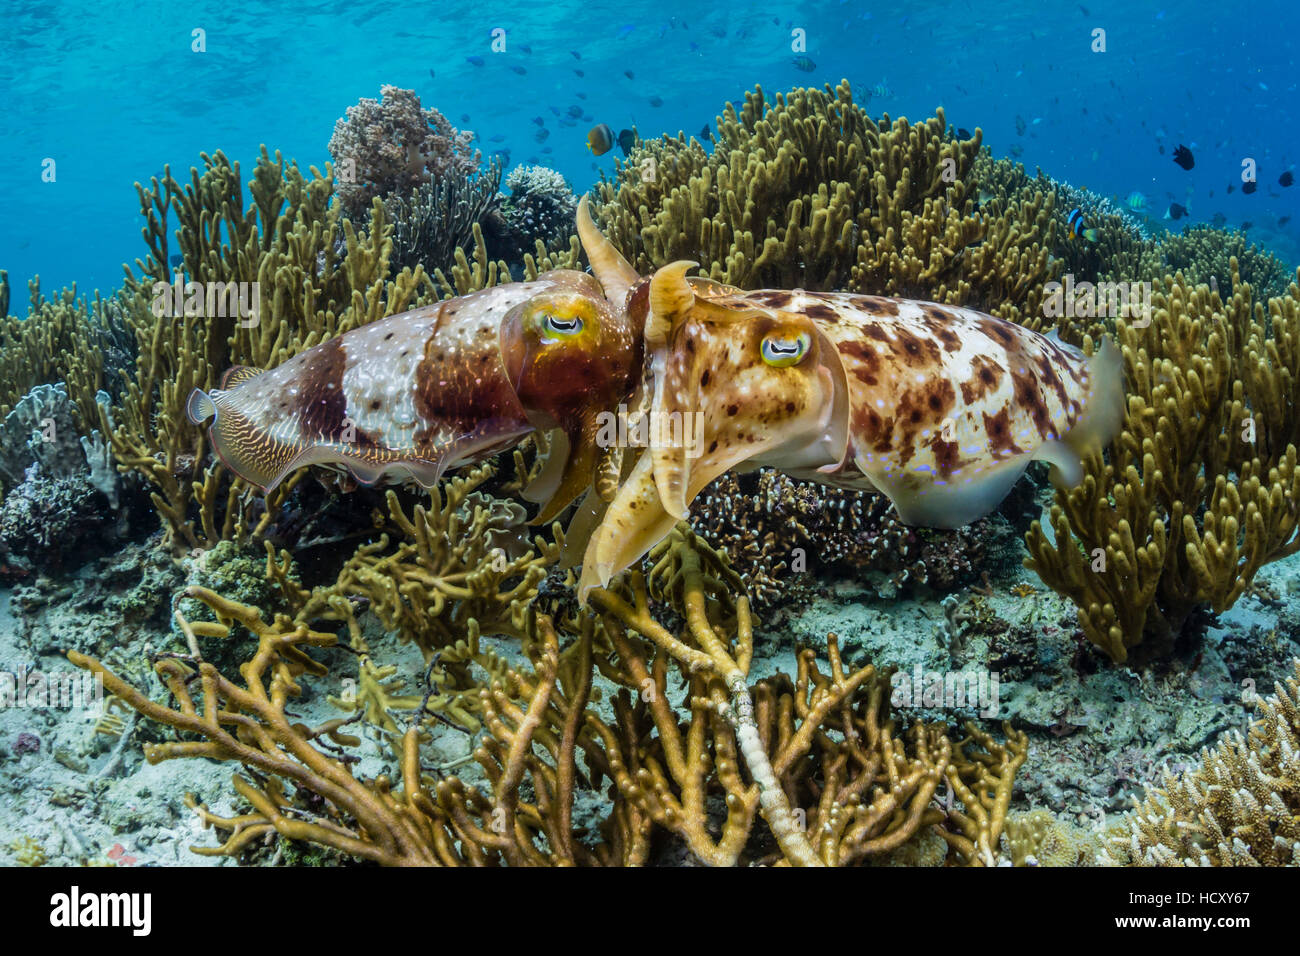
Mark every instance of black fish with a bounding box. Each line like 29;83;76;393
460;113;471;123
534;128;550;142
467;55;484;67
700;124;712;141
649;95;663;107
1243;181;1257;194
168;253;183;268
957;127;971;139
1280;215;1292;226
1227;184;1235;193
574;69;584;77
571;50;581;59
624;70;635;80
510;65;527;75
520;44;532;54
1165;202;1188;220
567;104;584;118
617;128;636;156
532;116;545;126
1280;171;1295;187
576;92;587;100
1242;221;1253;230
1172;144;1194;169
1158;145;1165;154
428;69;435;80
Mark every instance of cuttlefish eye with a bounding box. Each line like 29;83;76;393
542;313;585;338
760;330;811;367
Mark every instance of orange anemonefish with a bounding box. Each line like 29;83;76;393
1066;207;1099;242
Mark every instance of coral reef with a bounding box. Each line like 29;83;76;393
692;469;990;605
1157;226;1292;301
1110;658;1300;865
595;80;1058;327
1025;263;1300;663
384;158;503;277
68;524;1027;866
495;165;580;264
328;85;479;221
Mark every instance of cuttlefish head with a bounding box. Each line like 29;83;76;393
576;262;849;600
501;197;644;524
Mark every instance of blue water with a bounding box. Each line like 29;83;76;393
2;0;1298;297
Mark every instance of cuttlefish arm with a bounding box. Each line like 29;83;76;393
576;270;1124;602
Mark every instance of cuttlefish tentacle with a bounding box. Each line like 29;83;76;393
576;275;1124;602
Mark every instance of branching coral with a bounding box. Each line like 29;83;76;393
1156;226;1291;301
328;85;479;222
1025;263;1300;663
68;521;1027;866
595;80;1058;326
384;158;503;278
1110;658;1300;865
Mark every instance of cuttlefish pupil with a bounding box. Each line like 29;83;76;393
761;332;811;367
541;313;585;340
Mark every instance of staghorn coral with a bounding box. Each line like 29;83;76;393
595;80;1058;326
67;522;1027;867
1025;263;1300;663
328;86;480;222
692;468;987;605
1110;658;1300;865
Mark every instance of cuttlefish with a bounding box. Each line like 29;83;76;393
186;200;643;523
577;261;1125;599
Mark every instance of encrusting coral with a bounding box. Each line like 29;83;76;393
1109;658;1300;865
1025;263;1300;663
68;523;1027;866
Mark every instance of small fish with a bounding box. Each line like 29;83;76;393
1227;184;1235;194
624;70;635;80
1280;171;1295;187
617;128;636;156
510;65;527;75
1164;202;1188;221
541;147;553;154
168;253;183;268
428;69;436;80
870;80;893;98
1242;221;1253;230
1172;144;1194;169
490;135;506;143
1125;191;1148;211
1242;181;1257;194
1015;114;1026;136
616;24;635;38
532;116;545;126
649;96;663;107
571;50;582;59
957;127;971;139
534;128;550;143
574;69;585;77
587;122;615;156
1066;207;1099;241
977;189;996;206
467;56;485;67
520;44;532;54
567;104;584;118
1212;212;1227;227
460;113;471;124
792;55;816;73
1159;145;1165;154
1280;215;1292;226
700;124;712;142
549;106;561;116
576;93;587;100
1009;144;1024;158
